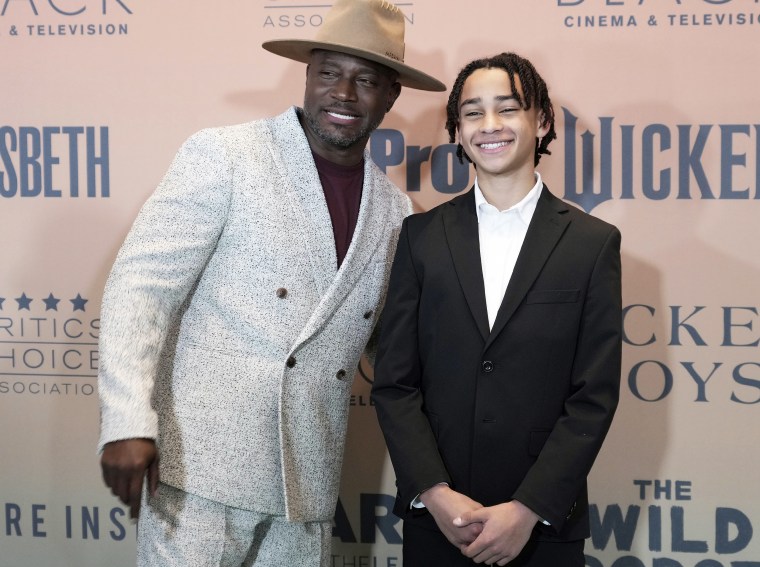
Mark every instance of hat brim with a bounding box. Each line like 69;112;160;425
262;39;446;92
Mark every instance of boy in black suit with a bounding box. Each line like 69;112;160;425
372;52;622;566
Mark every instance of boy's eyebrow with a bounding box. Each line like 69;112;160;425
460;94;518;108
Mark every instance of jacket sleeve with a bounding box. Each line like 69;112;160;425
371;217;452;512
513;225;622;531
97;128;233;453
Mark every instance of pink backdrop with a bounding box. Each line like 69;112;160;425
2;2;759;565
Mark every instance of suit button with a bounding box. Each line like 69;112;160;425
363;310;373;319
336;369;347;380
276;287;287;299
482;360;494;373
286;356;296;368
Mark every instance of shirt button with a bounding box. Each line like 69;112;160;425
482;360;494;373
363;310;373;320
276;287;287;299
336;369;347;380
286;356;296;368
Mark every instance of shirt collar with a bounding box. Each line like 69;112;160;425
474;172;543;225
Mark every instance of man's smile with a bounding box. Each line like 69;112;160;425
325;109;361;123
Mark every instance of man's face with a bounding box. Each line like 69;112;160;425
457;68;548;182
302;50;401;157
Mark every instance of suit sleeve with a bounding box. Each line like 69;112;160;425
513;225;622;530
97;129;233;453
371;218;452;513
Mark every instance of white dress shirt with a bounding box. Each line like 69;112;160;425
475;173;543;329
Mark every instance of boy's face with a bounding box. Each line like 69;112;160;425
457;68;548;182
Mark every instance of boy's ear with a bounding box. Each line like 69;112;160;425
537;112;550;138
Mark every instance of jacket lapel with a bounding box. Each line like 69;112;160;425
291;155;391;349
269;107;337;298
442;188;490;342
485;186;571;351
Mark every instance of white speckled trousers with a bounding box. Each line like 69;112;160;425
137;482;331;567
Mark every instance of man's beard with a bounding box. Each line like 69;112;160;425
302;106;381;149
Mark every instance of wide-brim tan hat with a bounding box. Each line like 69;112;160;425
262;0;445;92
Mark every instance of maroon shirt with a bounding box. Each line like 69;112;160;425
312;151;364;268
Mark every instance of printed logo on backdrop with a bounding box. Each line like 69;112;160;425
3;499;130;542
621;303;760;405
560;108;760;213
0;126;110;198
260;1;416;29
0;291;99;397
587;479;760;567
0;0;133;38
555;0;760;30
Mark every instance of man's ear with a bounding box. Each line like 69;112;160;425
386;82;402;112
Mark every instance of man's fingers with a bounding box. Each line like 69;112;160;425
128;474;144;520
104;470;130;507
99;439;158;518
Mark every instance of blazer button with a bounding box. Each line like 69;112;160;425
286;356;296;368
336;369;347;380
482;360;494;373
276;287;287;299
363;310;373;319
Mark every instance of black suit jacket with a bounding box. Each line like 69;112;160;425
372;185;622;542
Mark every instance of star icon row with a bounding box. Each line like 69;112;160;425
0;293;89;312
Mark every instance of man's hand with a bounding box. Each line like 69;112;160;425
454;500;540;565
419;484;485;548
101;438;159;520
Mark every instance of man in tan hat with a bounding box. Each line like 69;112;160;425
96;1;444;565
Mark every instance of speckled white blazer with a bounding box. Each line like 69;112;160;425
97;107;412;522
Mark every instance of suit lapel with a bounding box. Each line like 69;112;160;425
443;189;490;342
292;154;388;349
485;186;571;351
269;108;337;298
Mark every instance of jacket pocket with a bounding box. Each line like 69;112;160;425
525;289;580;304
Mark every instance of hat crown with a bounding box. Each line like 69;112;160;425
261;0;446;91
316;0;406;64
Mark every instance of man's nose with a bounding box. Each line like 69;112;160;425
332;78;357;101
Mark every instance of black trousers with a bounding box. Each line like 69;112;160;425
403;522;585;567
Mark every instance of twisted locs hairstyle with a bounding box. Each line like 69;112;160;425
445;52;557;167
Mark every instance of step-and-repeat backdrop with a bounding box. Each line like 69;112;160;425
2;1;759;565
